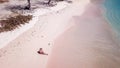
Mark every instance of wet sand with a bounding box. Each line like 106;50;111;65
46;0;120;68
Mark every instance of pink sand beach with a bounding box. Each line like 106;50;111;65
0;0;120;68
46;0;120;68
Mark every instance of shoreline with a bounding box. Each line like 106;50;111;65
0;0;120;68
46;0;120;68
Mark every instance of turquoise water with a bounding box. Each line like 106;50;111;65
103;0;120;37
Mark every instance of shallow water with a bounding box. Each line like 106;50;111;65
103;0;120;39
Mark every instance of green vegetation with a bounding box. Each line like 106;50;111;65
0;0;69;33
0;0;8;3
0;14;32;33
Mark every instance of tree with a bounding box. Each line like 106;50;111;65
25;0;31;10
27;0;31;9
47;0;51;4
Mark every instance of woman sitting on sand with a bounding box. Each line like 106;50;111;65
37;48;48;55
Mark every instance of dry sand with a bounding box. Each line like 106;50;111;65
0;0;89;68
